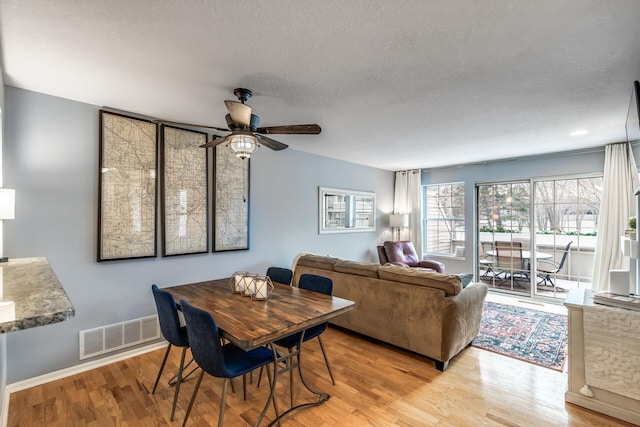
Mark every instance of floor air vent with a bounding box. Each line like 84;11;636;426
79;315;160;360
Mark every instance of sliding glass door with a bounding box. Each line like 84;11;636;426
477;182;531;295
477;175;601;301
532;177;601;298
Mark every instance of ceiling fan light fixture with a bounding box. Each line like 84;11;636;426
227;134;259;159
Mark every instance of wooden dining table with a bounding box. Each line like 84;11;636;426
485;250;552;261
163;277;355;426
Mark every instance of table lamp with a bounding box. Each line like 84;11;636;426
389;213;409;241
0;189;16;263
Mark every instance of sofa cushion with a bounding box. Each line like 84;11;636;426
378;265;462;296
334;260;380;278
296;254;339;271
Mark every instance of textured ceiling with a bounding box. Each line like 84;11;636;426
1;0;640;171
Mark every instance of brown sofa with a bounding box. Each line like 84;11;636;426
293;254;488;371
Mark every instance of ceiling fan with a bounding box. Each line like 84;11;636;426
155;88;321;159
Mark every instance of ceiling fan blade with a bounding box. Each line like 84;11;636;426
256;124;321;135
256;134;288;151
224;100;252;127
153;119;228;132
200;135;228;149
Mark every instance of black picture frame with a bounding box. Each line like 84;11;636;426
213;146;250;251
160;125;209;256
98;110;158;261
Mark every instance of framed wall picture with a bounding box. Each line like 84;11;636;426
318;187;376;234
214;146;249;251
161;125;209;256
98;111;158;261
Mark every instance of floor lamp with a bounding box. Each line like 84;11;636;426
389;213;409;241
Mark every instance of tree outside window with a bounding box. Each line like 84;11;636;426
424;183;465;256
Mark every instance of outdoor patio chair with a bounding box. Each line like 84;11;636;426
536;241;573;292
495;241;529;286
478;242;494;278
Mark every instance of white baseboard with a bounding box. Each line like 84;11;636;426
565;391;640;425
0;340;166;427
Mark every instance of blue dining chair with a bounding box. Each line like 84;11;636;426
269;274;335;406
151;284;195;421
266;266;293;286
179;299;279;427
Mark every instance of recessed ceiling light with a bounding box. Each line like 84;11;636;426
570;130;588;137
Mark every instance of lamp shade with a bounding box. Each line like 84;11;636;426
0;189;15;220
227;134;259;159
389;213;409;228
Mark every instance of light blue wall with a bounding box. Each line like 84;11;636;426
2;86;394;383
421;147;626;275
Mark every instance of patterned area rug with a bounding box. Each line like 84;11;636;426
471;301;568;371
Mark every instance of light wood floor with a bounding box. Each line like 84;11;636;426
8;327;634;427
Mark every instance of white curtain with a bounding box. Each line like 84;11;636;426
592;143;640;291
393;170;423;258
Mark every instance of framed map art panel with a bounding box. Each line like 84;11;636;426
161;126;209;256
98;111;158;261
214;146;249;251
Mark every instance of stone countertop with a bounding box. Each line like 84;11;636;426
564;288;598;308
0;257;75;333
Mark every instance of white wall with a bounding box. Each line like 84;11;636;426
0;67;6;414
2;86;394;383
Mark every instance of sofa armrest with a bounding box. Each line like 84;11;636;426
439;282;488;362
416;259;445;273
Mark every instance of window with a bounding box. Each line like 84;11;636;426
476;175;602;300
424;183;465;256
477;181;531;292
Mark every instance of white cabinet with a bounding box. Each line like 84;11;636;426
564;289;640;425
